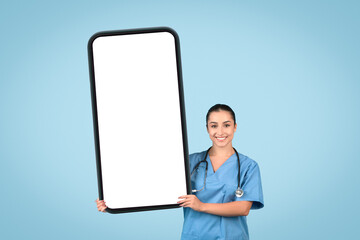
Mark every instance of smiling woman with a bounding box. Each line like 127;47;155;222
178;104;264;240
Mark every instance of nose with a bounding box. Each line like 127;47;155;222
217;126;224;135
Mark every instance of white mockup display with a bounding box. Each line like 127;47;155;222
88;28;190;213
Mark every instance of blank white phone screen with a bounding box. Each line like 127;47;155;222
91;31;187;209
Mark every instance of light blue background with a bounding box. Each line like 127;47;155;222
1;0;359;239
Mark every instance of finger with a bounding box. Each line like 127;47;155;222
98;204;106;209
180;199;192;205
181;202;191;208
183;198;193;203
182;195;195;199
178;195;191;199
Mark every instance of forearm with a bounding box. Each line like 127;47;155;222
200;201;252;217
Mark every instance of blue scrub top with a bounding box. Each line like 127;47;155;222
181;150;264;240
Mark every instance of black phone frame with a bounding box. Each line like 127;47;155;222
87;27;191;214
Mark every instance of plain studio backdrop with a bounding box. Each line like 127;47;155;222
1;0;359;239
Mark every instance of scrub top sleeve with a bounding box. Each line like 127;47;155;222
237;162;264;210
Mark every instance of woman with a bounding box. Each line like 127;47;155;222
96;104;264;239
177;104;264;240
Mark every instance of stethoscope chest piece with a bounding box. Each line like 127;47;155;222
235;187;244;198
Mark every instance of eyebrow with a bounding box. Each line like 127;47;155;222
209;121;232;124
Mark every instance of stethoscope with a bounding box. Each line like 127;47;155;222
191;147;244;198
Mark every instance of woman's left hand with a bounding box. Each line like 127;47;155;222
178;195;204;212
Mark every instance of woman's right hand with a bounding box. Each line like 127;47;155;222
95;198;108;212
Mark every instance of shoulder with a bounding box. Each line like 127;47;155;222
188;150;207;169
237;152;260;171
189;151;207;163
189;150;207;161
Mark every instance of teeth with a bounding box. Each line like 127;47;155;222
217;137;225;140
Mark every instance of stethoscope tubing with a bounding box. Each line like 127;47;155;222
191;147;244;197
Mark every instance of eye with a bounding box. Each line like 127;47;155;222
225;124;230;127
211;125;217;128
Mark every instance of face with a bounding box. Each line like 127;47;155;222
207;110;237;148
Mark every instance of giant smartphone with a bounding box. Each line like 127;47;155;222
88;27;191;213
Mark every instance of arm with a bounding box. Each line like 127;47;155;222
178;195;252;217
202;201;252;217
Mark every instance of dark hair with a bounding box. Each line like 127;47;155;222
206;104;236;126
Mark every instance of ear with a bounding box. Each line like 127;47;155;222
234;123;237;132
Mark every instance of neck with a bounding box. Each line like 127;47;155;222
209;144;235;156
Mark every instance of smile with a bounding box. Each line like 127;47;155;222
215;137;227;141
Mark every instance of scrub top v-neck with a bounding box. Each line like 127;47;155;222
181;150;264;240
208;152;236;173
